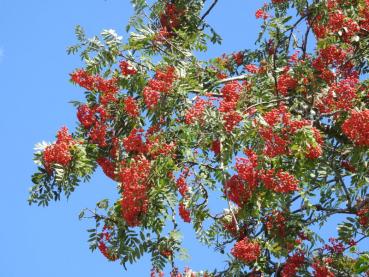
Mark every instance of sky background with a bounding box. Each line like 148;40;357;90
0;0;264;276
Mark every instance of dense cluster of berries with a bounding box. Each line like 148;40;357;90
123;96;140;117
259;105;290;157
330;12;360;41
281;252;305;277
321;76;359;113
89;122;108;147
312;45;353;84
96;157;116;180
342;110;369;147
259;105;323;159
119;156;151;226
76;103;112;148
77;104;110;128
260;169;299;193
71;69;119;105
231;238;261;263
143;67;176;109
235;149;259;190
43;127;75;172
179;202;191;223
123;128;148;154
360;1;369;31
259;127;289;157
225;175;252;207
184;98;210;125
176;168;189;197
219;81;243;132
77;104;96;128
160;249;173;258
227;146;299;203
311;1;362;42
119;60;137;76
277;68;297;96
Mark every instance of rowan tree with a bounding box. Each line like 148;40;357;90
29;0;369;276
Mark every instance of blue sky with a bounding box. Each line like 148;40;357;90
0;0;265;276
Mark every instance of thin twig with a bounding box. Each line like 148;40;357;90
200;0;219;21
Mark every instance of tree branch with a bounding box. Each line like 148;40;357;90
200;0;219;21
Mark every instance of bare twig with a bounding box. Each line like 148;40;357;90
200;0;219;21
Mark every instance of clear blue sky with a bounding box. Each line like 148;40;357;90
0;0;265;276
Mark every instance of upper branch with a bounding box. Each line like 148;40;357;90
200;0;219;21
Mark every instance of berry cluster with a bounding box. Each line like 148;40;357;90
342;110;369;147
259;105;323;159
143;67;176;109
272;0;288;4
96;157;116;180
150;268;165;277
357;202;369;227
119;156;151;226
312;45;353;84
119;60;137;76
224;175;252;207
77;104;96;128
184;98;210;125
219;81;243;132
71;69;119;105
123;128;148;154
235;149;259;190
255;7;269;20
231;238;261;263
123;96;140;117
245;64;260;74
176;168;189;198
98;225;118;261
281;252;305;277
310;1;362;43
43;127;75;172
89;122;108;147
320;76;359;113
260;169;299;193
155;3;183;42
277;67;297;96
179;202;191;223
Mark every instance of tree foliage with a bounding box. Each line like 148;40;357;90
30;0;369;275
